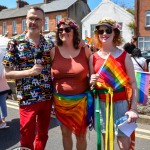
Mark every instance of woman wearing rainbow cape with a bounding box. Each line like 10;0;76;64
89;17;139;150
50;17;93;150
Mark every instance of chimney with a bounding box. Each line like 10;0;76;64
16;0;29;8
44;0;54;4
0;5;7;11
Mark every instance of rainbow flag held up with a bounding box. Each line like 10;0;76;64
135;71;150;105
97;54;129;90
85;37;93;45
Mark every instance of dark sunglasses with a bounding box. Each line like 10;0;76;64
98;28;113;35
58;27;72;33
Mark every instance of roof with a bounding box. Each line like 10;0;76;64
0;0;77;20
81;1;133;22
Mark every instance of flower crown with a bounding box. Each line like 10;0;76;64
57;19;78;29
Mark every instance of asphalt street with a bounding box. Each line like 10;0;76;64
0;100;150;150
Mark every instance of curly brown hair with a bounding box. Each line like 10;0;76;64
94;28;123;49
56;17;80;49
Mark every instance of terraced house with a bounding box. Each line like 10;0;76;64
0;0;90;38
135;0;150;52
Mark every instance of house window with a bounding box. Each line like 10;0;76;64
22;19;26;32
138;37;150;51
2;22;7;35
44;17;49;31
145;11;150;27
91;24;96;37
85;30;88;38
56;15;62;25
12;21;17;34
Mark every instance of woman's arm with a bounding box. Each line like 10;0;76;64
125;53;139;122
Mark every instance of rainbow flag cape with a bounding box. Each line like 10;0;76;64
135;71;150;105
85;37;93;45
97;54;129;90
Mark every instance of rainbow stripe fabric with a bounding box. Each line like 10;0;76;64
85;37;93;45
135;71;150;105
97;54;129;90
53;92;87;135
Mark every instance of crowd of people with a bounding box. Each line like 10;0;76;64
1;5;147;150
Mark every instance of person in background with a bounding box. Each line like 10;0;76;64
89;17;138;150
0;47;10;129
123;36;137;54
131;48;148;71
3;6;53;150
50;17;92;150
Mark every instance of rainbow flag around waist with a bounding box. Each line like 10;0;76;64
135;71;150;105
97;54;129;90
53;91;94;135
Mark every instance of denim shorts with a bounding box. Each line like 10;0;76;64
99;100;128;136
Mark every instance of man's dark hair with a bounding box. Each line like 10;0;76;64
132;36;137;42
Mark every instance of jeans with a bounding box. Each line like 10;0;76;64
0;93;8;121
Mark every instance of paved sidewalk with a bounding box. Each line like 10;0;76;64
137;114;150;125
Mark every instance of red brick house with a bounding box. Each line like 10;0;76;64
0;0;90;38
135;0;150;51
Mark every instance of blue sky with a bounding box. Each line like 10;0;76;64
0;0;134;10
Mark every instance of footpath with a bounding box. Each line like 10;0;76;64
137;98;150;125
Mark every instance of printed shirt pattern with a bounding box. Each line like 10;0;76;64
3;33;54;106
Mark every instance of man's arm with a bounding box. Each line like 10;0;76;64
4;64;43;79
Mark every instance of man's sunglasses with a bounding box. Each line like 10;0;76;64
58;27;72;33
98;28;113;35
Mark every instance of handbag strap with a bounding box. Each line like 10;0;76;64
133;57;144;71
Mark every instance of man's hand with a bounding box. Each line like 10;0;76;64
30;64;43;76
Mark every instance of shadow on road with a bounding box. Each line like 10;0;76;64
0;117;59;150
0;118;20;150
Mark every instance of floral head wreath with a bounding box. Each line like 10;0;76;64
96;17;121;31
57;18;79;29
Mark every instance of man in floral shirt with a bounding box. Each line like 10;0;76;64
3;6;53;150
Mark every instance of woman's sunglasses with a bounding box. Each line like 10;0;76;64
98;28;113;35
58;27;72;33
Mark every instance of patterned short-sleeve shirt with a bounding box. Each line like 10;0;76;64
3;33;54;106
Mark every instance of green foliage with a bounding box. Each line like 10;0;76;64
127;21;136;30
126;8;135;15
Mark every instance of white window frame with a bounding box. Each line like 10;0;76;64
44;17;49;31
56;15;62;26
2;22;7;35
145;11;150;27
138;37;150;51
22;19;26;32
12;20;17;34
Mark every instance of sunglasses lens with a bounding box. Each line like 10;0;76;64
106;28;112;34
98;30;104;35
65;27;71;33
58;28;63;33
58;27;71;33
98;28;112;35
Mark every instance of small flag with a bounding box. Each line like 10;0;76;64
97;54;129;90
85;37;93;45
135;71;150;105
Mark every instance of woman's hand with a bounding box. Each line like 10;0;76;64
90;73;99;85
125;109;139;123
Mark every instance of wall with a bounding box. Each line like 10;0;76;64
0;10;68;38
137;0;150;36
